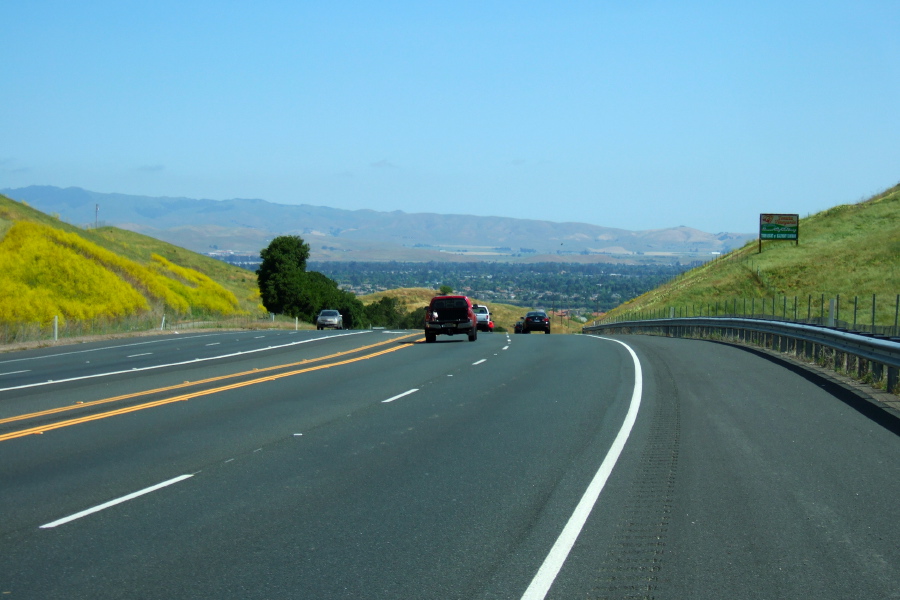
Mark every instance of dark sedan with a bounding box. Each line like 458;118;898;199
522;310;550;334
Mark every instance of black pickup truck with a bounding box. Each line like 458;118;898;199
424;295;478;343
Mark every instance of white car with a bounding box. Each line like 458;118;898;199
473;304;493;332
316;310;344;330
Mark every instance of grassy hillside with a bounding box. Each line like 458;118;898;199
0;194;262;328
603;184;900;326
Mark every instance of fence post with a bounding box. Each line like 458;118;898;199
53;315;58;341
871;294;876;333
895;295;899;337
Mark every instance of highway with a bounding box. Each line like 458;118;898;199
1;329;898;599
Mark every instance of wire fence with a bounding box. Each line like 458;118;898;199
598;293;900;339
0;312;305;347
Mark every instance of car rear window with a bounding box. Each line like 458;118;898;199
432;298;467;309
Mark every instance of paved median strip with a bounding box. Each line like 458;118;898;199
0;330;374;393
0;333;423;442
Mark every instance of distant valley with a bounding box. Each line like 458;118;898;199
2;186;755;263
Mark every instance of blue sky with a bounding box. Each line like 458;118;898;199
2;1;898;233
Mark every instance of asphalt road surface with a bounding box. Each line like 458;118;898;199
1;329;898;599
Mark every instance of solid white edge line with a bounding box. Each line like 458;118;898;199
0;330;372;393
382;388;419;403
520;336;643;600
39;473;195;529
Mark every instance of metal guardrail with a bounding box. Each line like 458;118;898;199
583;317;900;395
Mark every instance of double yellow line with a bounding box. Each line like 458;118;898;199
0;333;422;442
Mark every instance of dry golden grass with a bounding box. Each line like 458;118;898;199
359;287;583;333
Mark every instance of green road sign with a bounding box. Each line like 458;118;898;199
760;213;799;240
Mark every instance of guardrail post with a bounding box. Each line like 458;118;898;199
872;361;883;388
888;366;899;394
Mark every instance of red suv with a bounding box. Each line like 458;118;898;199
424;295;478;343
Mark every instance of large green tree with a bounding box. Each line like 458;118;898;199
256;235;366;326
256;235;310;316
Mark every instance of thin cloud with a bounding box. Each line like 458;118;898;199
137;164;165;173
0;158;29;174
370;159;399;169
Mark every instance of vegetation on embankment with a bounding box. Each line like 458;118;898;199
0;194;260;328
602;184;900;328
359;287;585;334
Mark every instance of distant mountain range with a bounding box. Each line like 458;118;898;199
1;186;754;263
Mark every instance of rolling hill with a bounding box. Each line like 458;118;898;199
601;183;900;329
1;186;754;262
0;194;262;332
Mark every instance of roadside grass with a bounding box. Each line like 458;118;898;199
1;194;262;315
604;184;900;326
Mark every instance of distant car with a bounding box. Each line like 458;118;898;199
522;310;550;334
316;309;343;330
514;319;524;334
473;304;494;332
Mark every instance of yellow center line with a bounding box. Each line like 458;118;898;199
0;334;423;441
0;333;421;427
